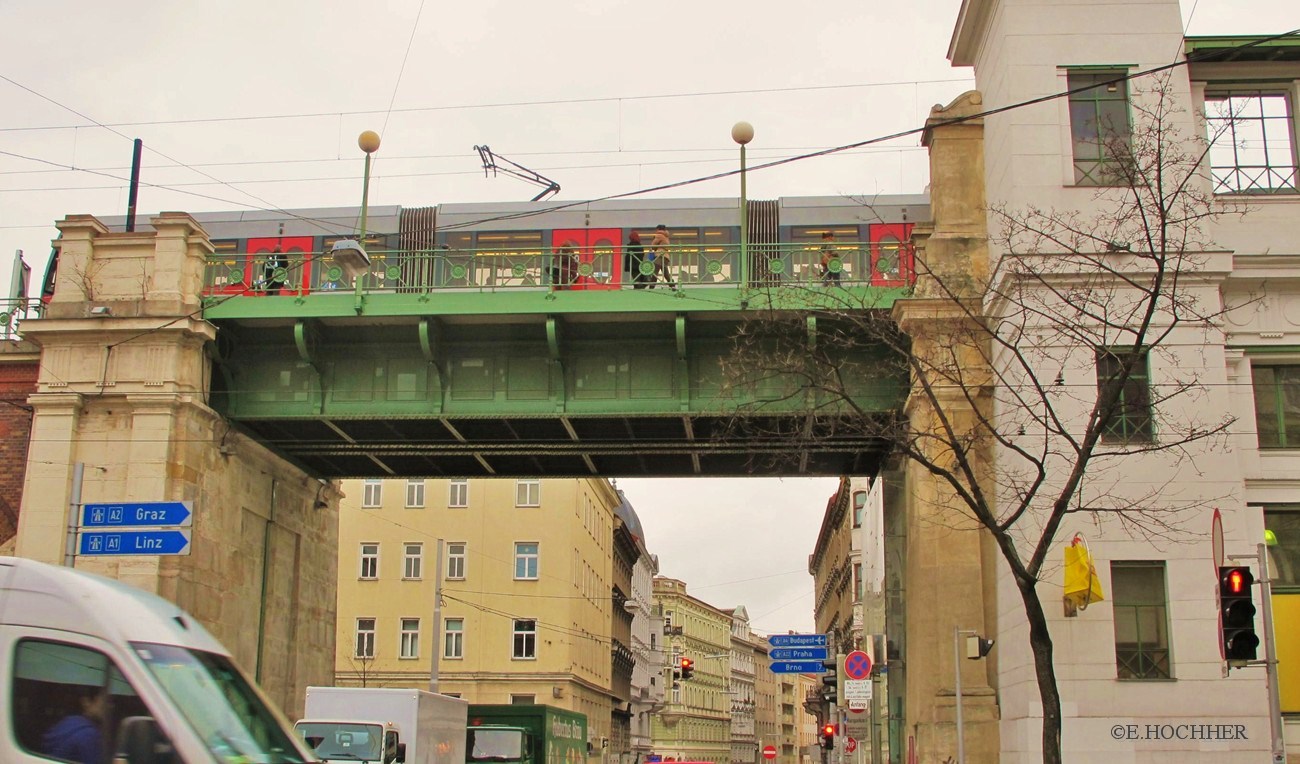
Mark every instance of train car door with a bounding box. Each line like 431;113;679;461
551;229;623;290
247;236;315;295
869;223;914;286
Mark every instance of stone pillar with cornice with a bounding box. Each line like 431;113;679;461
14;214;338;717
891;91;1001;763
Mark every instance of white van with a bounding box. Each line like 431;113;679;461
0;555;316;764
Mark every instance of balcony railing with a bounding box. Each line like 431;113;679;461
202;241;915;298
0;298;44;341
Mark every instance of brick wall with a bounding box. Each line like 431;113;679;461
0;362;38;545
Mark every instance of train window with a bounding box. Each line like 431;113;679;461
790;225;862;243
473;232;545;287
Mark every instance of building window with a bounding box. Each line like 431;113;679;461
1252;364;1300;448
405;479;426;508
1111;561;1171;680
359;543;379;580
1206;90;1297;195
446;542;467;579
515;542;539;580
400;618;420;659
449;479;468;508
444;618;464;659
355;618;376;659
403;543;423;579
1264;507;1300;587
853;491;867;528
516;479;541;507
1068;69;1131;186
362;479;383;508
1096;348;1153;442
510;694;536;705
513;619;537;659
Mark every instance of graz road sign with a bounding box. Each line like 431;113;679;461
769;660;824;674
79;530;192;556
82;501;192;528
768;633;828;648
769;647;829;661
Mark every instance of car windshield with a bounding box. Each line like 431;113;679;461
131;642;309;763
296;722;383;761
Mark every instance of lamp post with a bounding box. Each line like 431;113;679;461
332;130;381;313
953;627;994;764
731;121;754;289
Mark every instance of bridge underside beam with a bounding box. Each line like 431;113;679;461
210;311;905;478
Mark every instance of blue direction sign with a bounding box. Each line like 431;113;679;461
768;633;828;648
769;660;825;674
82;501;192;528
79;530;192;556
769;647;829;661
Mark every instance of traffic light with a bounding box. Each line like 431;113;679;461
820;723;836;750
1219;566;1259;664
820;654;844;705
679;657;694;680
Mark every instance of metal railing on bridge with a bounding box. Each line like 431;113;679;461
202;241;915;298
0;298;43;341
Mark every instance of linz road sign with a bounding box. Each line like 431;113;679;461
769;647;829;661
768;633;828;648
844;649;873;680
82;501;192;528
769;660;824;674
79;530;192;557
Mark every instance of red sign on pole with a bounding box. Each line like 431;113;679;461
844;649;873;680
847;738;858;753
762;745;778;760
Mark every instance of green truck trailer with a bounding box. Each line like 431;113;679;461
465;704;587;764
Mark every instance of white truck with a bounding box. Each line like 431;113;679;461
295;686;468;764
0;555;315;764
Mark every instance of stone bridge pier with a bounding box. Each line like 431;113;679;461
15;213;339;717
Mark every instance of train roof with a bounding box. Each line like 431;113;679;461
90;193;930;239
0;556;229;655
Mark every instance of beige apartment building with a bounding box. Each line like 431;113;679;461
335;477;620;752
652;577;731;762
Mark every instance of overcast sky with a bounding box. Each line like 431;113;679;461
2;0;1293;633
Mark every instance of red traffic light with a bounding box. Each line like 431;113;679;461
822;724;835;737
1228;569;1245;594
680;657;693;670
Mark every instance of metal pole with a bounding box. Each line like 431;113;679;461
64;462;84;567
739;143;748;289
1258;542;1286;764
429;538;445;694
954;627;964;764
125;139;143;233
354;151;373;311
870;673;882;764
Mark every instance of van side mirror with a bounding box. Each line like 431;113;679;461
113;716;175;764
394;742;407;763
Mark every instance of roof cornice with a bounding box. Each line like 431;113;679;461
948;0;995;67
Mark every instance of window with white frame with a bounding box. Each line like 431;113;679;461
449;479;468;508
512;619;537;659
403;543;423;579
447;542;467;579
444;618;464;659
359;543;379;580
399;618;420;659
1206;90;1298;195
405;479;426;508
853;491;867;528
514;542;539;580
362;479;383;508
515;479;540;507
355;618;376;659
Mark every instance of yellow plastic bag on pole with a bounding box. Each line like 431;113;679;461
1063;535;1104;616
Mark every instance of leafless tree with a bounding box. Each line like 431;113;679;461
721;76;1244;763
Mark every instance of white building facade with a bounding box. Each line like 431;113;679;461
948;0;1299;761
